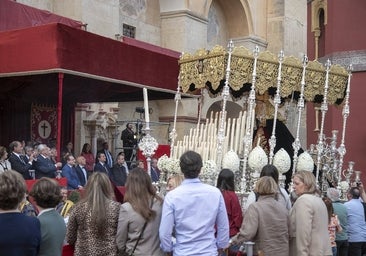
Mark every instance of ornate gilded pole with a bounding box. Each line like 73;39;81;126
315;59;331;185
337;64;353;185
292;55;308;173
241;46;260;193
169;80;181;159
216;40;234;168
269;50;284;164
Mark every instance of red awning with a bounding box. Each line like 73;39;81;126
0;0;83;31
0;22;181;103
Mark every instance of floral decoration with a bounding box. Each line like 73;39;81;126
339;181;349;191
248;146;268;172
222;150;240;172
273;148;291;174
157;154;180;176
200;160;218;186
296;151;314;172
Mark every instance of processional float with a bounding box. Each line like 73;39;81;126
157;40;353;198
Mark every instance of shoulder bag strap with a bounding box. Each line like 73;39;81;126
130;198;155;256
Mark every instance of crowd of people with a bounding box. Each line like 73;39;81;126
1;142;366;256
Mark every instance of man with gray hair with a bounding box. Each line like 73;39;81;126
327;187;348;256
33;144;62;179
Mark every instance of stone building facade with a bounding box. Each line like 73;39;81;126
17;0;308;160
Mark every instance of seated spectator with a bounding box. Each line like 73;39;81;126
33;144;62;179
111;154;128;186
8;141;33;180
94;152;111;177
0;146;12;173
19;194;38;217
150;157;160;182
0;170;41;255
80;143;95;172
130;160;145;170
56;187;75;218
61;155;83;190
30;178;66;256
75;156;89;186
61;142;74;167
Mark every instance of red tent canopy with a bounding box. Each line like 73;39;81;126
0;22;181;148
0;22;180;103
0;0;83;31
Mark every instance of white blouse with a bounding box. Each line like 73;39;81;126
0;159;12;173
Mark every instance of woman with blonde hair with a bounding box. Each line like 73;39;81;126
116;167;164;255
66;172;120;256
290;170;332;256
166;174;184;192
231;176;289;256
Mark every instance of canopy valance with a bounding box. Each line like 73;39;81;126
179;45;348;105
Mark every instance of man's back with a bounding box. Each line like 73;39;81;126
159;178;229;256
332;201;348;241
344;199;366;242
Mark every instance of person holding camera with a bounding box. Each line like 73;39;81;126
121;123;137;166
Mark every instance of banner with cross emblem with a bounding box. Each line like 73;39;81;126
30;104;57;144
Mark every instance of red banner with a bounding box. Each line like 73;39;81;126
30;104;57;144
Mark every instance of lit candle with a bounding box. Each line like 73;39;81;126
143;88;150;123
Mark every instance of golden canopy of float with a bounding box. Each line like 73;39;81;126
155;43;352;197
178;45;348;105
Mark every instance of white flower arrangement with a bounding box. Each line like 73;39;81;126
200;160;218;185
248;146;268;172
222;150;240;172
157;154;180;176
273;148;291;174
296;151;314;172
339;181;349;191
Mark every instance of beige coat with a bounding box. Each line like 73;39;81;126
116;198;164;256
232;195;289;256
289;193;332;256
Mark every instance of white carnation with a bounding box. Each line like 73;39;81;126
248;146;268;172
273;148;291;174
296;151;314;172
201;160;217;176
222;150;240;172
157;154;180;176
157;154;169;170
340;181;349;191
200;160;218;185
